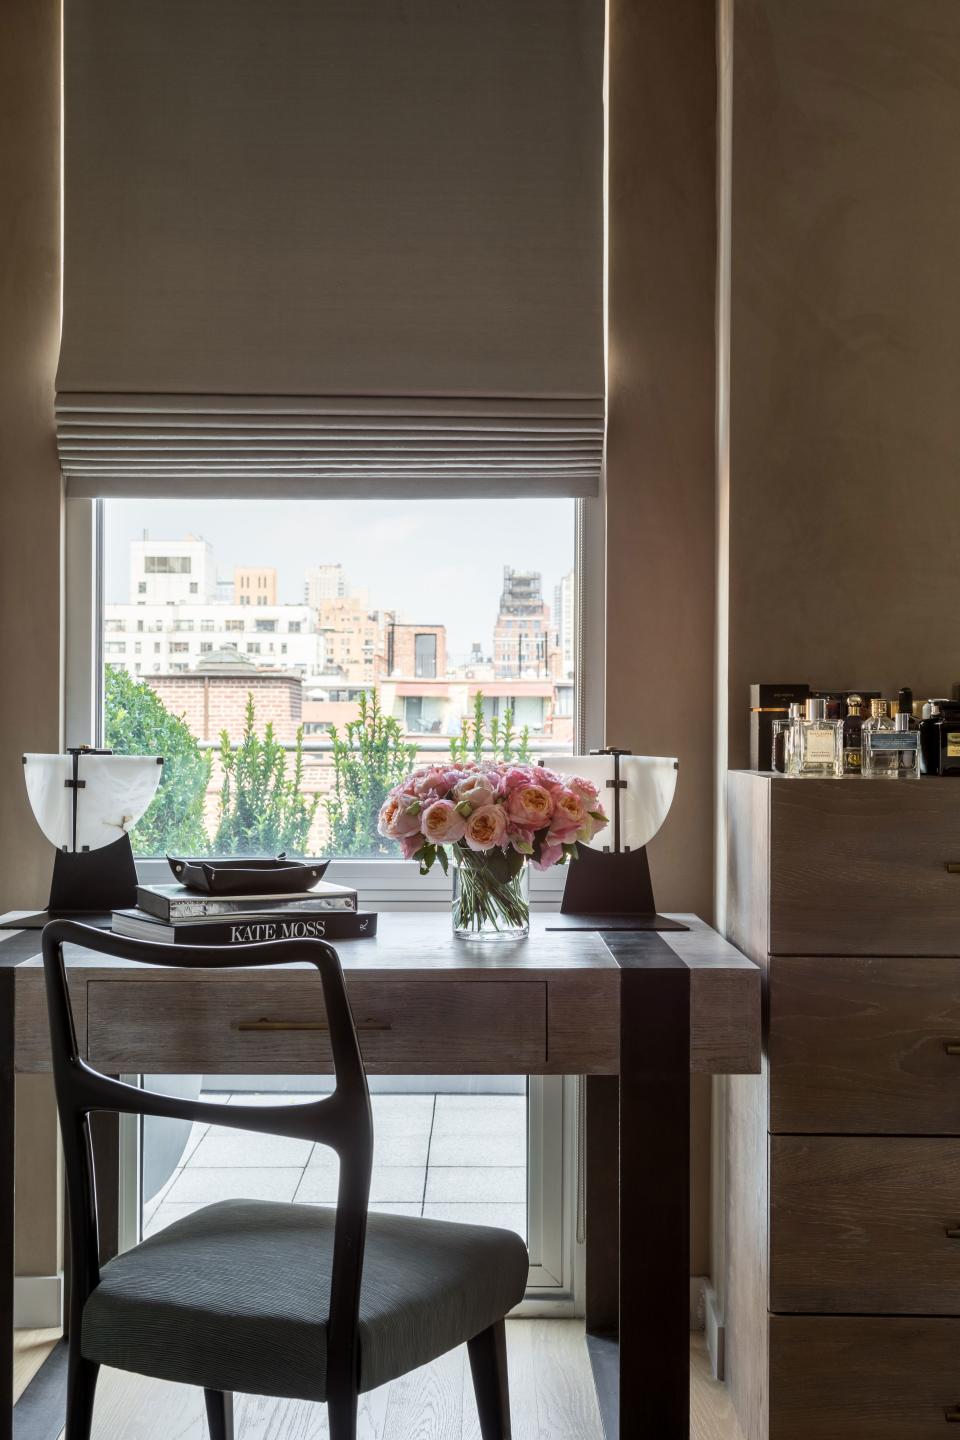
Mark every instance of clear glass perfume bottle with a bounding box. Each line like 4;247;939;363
783;702;804;777
861;699;895;775
794;698;843;777
863;709;920;779
842;695;864;775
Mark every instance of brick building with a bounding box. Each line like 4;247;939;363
148;658;304;742
385;621;446;680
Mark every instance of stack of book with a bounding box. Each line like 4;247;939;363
112;879;377;945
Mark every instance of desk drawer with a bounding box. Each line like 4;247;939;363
769;781;960;956
770;955;960;1134
770;1317;960;1439
771;1137;960;1314
86;978;547;1073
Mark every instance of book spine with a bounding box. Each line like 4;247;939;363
167;912;377;944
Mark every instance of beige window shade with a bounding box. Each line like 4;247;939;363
57;0;605;498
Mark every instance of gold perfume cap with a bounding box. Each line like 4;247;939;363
870;699;889;718
846;695;863;717
912;701;925;720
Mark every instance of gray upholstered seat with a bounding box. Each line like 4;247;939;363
81;1199;529;1402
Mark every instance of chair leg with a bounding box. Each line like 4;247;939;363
468;1319;511;1440
204;1388;235;1440
65;1353;100;1440
327;1392;358;1440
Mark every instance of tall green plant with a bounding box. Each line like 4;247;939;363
325;691;416;855
104;665;211;854
449;692;531;765
213;694;319;856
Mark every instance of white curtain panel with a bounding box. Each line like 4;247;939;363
57;0;605;497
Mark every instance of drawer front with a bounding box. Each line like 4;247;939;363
769;780;960;956
770;1317;960;1439
771;1137;960;1314
770;955;960;1134
86;978;547;1073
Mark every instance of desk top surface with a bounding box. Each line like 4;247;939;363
0;911;754;977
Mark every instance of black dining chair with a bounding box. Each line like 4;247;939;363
42;920;528;1440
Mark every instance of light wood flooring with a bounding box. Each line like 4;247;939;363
17;1326;744;1439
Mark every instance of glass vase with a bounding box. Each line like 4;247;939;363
451;849;530;941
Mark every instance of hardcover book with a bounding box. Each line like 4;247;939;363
135;880;357;921
112;908;377;945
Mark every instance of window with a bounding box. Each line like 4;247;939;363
189;582;198;594
99;498;577;861
138;582;147;594
414;633;437;679
104;641;125;655
145;555;191;574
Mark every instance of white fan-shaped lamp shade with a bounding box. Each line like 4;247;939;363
541;754;678;852
23;753;163;852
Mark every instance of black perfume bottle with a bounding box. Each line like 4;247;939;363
920;702;943;775
939;702;960;777
842;696;864;774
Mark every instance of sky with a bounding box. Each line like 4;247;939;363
103;497;576;659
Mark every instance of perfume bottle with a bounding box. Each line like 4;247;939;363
842;695;864;775
863;710;920;779
938;701;960;777
794;698;842;777
861;699;894;776
920;701;943;775
782;702;804;777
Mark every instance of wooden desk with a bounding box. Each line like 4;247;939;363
1;912;760;1440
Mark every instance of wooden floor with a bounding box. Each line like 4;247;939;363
18;1324;744;1439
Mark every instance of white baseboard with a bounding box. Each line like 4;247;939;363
690;1275;708;1331
14;1274;63;1330
702;1282;725;1379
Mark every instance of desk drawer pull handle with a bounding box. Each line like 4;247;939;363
238;1018;392;1033
946;864;960;874
946;1406;960;1422
947;1228;960;1240
945;1043;960;1056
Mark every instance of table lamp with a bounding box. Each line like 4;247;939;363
541;748;687;932
16;748;163;925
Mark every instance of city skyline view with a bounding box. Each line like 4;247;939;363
104;497;576;661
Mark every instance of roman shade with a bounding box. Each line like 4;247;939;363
57;1;605;499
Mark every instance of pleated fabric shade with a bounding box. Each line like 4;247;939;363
57;1;606;498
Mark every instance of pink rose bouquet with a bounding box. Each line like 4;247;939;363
378;760;608;937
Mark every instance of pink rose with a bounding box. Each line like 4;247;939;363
548;790;586;842
578;810;609;844
454;774;496;812
399;833;423;860
413;766;455;799
506;783;554;830
463;804;508;852
377;793;424;840
533;840;565;870
500;765;534;793
422;798;467;844
567;775;600;803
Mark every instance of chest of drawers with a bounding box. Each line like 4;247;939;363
725;772;960;1440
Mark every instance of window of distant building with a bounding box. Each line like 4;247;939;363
145;555;191;574
414;633;437;679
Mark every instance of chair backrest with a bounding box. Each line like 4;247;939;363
41;919;373;1408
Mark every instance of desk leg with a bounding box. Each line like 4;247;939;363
1;969;14;1440
619;962;691;1438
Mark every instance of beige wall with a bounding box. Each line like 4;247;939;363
1;0;64;1289
727;0;960;765
607;0;720;1276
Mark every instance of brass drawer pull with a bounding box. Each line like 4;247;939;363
946;1405;960;1422
945;1044;960;1056
946;864;960;874
238;1018;392;1033
947;1228;960;1240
